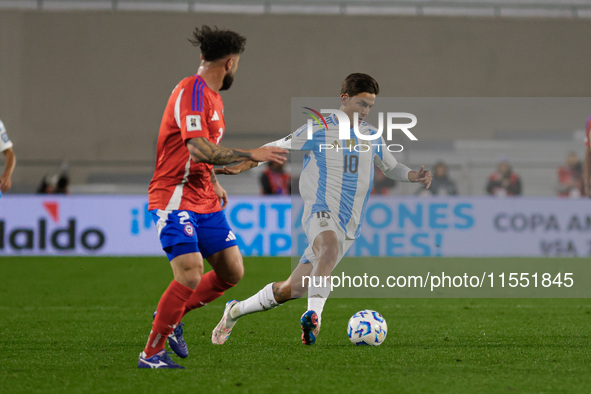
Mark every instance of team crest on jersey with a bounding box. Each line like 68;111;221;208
184;223;195;236
186;115;202;131
316;212;330;228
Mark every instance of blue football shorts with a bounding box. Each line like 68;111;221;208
150;209;238;261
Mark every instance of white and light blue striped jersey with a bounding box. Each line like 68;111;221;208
266;114;401;239
0;119;13;152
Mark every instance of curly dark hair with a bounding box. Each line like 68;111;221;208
188;25;246;61
340;73;380;97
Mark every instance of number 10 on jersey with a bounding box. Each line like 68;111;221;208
343;155;359;174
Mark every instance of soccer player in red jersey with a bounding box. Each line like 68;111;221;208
583;116;591;197
138;26;287;369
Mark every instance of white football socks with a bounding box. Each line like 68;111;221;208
231;283;278;319
307;276;331;324
228;278;331;324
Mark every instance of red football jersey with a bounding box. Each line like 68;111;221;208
149;75;225;213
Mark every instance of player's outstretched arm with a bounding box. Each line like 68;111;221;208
187;137;287;166
214;133;296;175
214;161;259;175
376;151;432;189
0;147;16;193
408;165;432;189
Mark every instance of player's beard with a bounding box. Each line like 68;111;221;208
220;72;234;91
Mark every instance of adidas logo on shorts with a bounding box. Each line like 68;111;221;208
211;111;220;121
225;231;236;242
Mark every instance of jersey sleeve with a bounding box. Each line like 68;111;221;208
263;123;316;151
263;134;294;150
0;120;13;152
175;81;211;142
373;137;412;182
291;123;319;151
373;137;399;173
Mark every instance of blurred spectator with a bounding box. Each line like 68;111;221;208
37;174;57;194
37;163;70;194
0;118;16;194
260;162;291;195
416;161;457;196
486;159;522;197
372;165;396;195
55;162;70;194
56;173;70;194
556;151;583;198
583;116;591;197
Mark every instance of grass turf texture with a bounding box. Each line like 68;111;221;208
1;257;590;393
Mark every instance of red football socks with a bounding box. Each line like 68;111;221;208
183;271;235;316
144;280;193;358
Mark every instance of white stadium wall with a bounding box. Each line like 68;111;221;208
1;10;591;192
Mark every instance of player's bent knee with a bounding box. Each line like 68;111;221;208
313;232;339;263
180;267;202;289
174;270;201;289
316;248;339;269
184;275;201;290
208;246;244;285
213;261;243;285
171;253;204;289
231;251;244;275
226;263;244;285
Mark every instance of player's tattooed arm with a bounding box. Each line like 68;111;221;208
214;160;259;175
187;137;288;166
188;137;251;165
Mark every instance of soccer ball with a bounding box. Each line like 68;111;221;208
347;309;387;346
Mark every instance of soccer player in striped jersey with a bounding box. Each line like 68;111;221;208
138;26;287;369
0;118;16;194
211;73;432;345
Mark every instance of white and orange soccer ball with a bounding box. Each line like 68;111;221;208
347;310;387;346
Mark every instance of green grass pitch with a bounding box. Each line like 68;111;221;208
1;256;590;393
